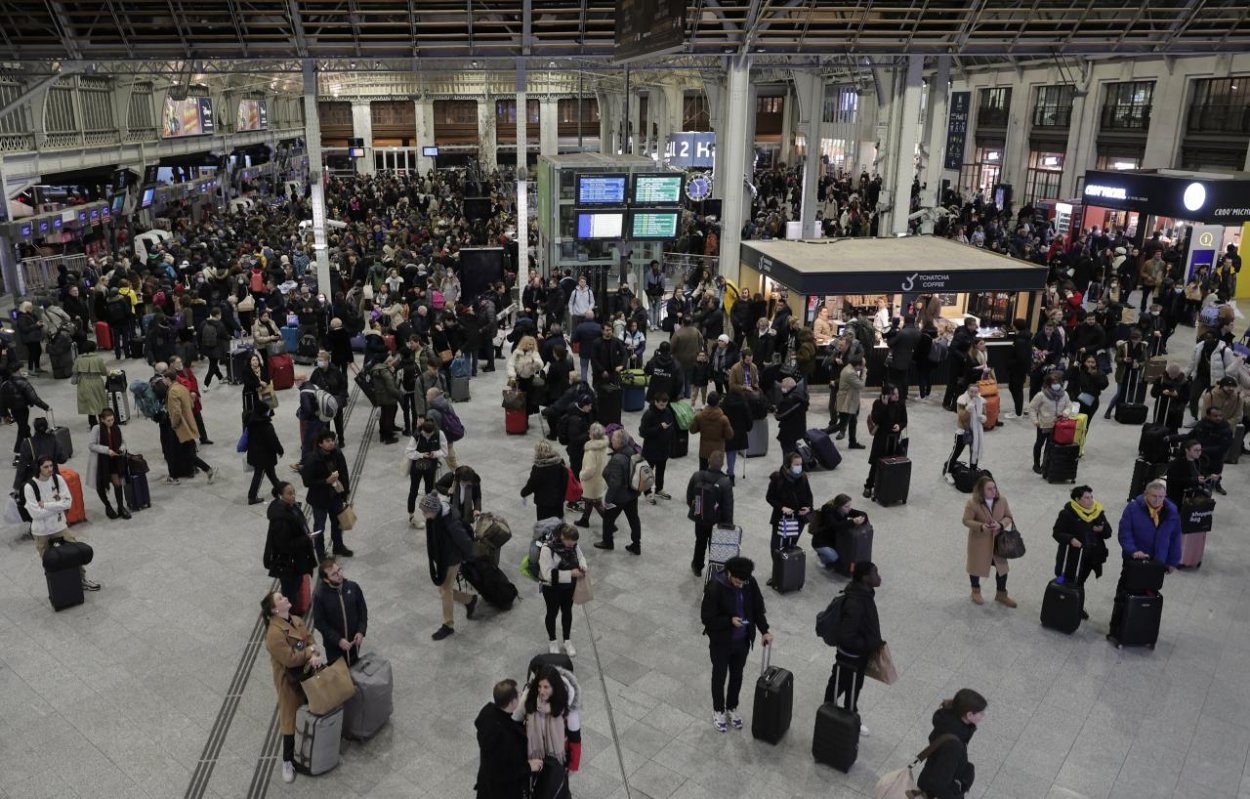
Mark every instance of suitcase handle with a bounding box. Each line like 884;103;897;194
1059;544;1083;583
760;641;773;671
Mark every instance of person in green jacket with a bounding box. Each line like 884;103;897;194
370;359;402;445
72;340;110;428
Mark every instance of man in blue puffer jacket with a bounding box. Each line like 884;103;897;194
1116;479;1183;569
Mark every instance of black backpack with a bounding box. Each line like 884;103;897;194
815;592;848;647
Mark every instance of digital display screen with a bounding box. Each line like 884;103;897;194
575;210;625;240
236;99;267;131
140;187;156;209
576;174;627;205
161;96;214;138
111;194;126;213
628;210;680;240
422;146;439;156
347;147;366;158
632;174;684;205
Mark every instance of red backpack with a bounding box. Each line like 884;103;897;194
250;268;265;294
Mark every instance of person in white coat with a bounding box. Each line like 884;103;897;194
943;383;987;482
24;456;100;590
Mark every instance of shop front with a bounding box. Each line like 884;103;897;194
1079;168;1250;295
738;237;1050;386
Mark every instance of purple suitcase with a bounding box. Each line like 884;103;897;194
804;428;842;470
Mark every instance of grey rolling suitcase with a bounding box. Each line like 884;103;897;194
342;652;394;741
294;705;343;775
450;375;471;402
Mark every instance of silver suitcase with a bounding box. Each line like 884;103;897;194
342;653;394;741
295;705;343;775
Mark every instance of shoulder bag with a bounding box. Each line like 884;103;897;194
300;657;355;714
994;522;1027;559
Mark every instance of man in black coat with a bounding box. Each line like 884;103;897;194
474;679;536;799
638;393;677;502
885;315;920;401
700;556;773;732
773;377;809;460
685;449;734;576
300;429;353;558
312;556;368;666
590;324;628;388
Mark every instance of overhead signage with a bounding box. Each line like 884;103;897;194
1080;169;1250;223
943;92;970;171
162;96;215;138
665;132;716;169
614;0;686;63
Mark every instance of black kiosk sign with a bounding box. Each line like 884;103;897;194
944;92;971;171
1081;170;1250;224
615;0;686;63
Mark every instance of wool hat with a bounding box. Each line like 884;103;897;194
418;492;443;515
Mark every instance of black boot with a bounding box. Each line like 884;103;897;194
114;484;131;519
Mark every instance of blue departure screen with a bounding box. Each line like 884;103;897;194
577;175;627;204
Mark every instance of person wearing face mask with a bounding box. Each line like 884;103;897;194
309;350;350;448
916;689;988;799
1067;352;1109;427
766;451;813;555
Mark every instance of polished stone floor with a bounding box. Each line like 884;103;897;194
2;313;1249;799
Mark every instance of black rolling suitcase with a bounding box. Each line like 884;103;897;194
595;383;622;427
751;646;792;744
804;428;842;470
1109;592;1163;649
873;456;911;506
832;523;873;577
1043;443;1080;484
528;652;574;679
670;428;689;458
42;539;94;611
1138;423;1172;463
1040;549;1084;634
1128;458;1167;501
812;665;860;772
1114;371;1147;425
770;547;805;593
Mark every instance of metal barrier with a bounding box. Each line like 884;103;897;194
16;253;90;294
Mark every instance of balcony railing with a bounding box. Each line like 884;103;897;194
1186;104;1250;135
977;107;1010;128
1100;104;1152;131
1032;105;1073;128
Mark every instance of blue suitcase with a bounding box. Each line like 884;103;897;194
804;428;842;470
281;325;299;354
622;385;646;412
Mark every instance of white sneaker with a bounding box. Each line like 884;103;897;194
944;473;955;485
563;640;576;657
164;475;180;485
549;640;561;654
860;723;871;737
726;709;743;729
712;711;727;732
206;467;218;484
281;761;295;783
409;513;424;529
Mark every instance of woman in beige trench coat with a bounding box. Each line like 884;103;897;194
262;590;324;784
960;475;1018;608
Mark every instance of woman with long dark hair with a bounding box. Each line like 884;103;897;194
261;590;324;785
917;689;987;799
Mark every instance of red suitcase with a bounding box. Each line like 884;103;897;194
60;466;87;526
1052;417;1076;445
983;393;1001;429
505;408;528;435
95;321;113;351
1179;532;1206;569
269;353;295;390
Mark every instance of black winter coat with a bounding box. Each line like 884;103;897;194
917;707;977;799
1051;503;1111;579
312;578;369;665
427;507;475;585
766;470;813;529
474;703;530;799
810;504;867;551
638;405;676;463
774;389;809;448
643;352;681;402
721;391;753;452
263;499;317;579
520;460;569;509
700;571;770;648
300;446;350;509
834;582;882;658
246;415;285;469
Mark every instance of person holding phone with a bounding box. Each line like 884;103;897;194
700;556;773;733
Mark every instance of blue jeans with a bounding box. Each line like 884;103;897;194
814;546;839;567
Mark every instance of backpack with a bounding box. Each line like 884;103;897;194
250;269;265;294
928;336;949;364
431;289;445;310
629;454;655;494
472;512;513;560
689;476;721;524
440;406;465;442
0;379;22;410
129;379;164;420
301;385;339;423
522;517;565;581
815;592;848;647
199;320;219;349
1199;304;1221;329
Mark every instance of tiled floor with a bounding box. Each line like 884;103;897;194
3;321;1249;799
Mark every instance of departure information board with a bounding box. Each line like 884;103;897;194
628;210;680;240
576;174;628;204
575;210;625;240
632;174;684;205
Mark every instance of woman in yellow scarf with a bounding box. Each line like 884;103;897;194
1051;485;1112;613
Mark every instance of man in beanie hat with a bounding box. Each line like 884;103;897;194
421;491;478;640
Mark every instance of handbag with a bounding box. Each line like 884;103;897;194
1077;392;1096;406
337;503;357;531
125;453;150;475
259;381;279;410
776;514;800;543
873;734;961;799
531;755;569;799
236;429;250;453
573;571;593;605
300;657;355;714
266;340;285;356
994;523;1027;559
502;388;527;410
865;642;899;685
564;466;583;503
438;349;453;364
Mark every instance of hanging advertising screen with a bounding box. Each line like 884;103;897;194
236;99;268;131
162;96;215;138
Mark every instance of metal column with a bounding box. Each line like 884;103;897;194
885;56;924;237
717;58;751;280
794;71;824;235
302;62;331;289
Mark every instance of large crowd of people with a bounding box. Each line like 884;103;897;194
4;163;1247;797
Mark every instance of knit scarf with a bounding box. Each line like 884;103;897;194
1068;499;1104;523
525;703;567;763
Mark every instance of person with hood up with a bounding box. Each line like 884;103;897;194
263;481;317;605
700;556;773;732
71;340;109;428
773;376;809;461
420;491;479;641
312;556;368;667
520;440;570;522
643;341;682;403
474;679;536;799
916;689;987;799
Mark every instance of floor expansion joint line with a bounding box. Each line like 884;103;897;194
581;604;632;798
249;390;375;799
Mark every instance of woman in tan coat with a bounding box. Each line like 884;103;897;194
960;475;1017;608
575;423;610;529
262;589;324;784
688;392;734;471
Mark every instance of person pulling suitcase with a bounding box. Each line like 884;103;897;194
699;556;773;733
816;562;883;736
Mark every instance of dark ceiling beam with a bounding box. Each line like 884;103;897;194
42;1;83;61
286;0;309;58
1155;0;1204;53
